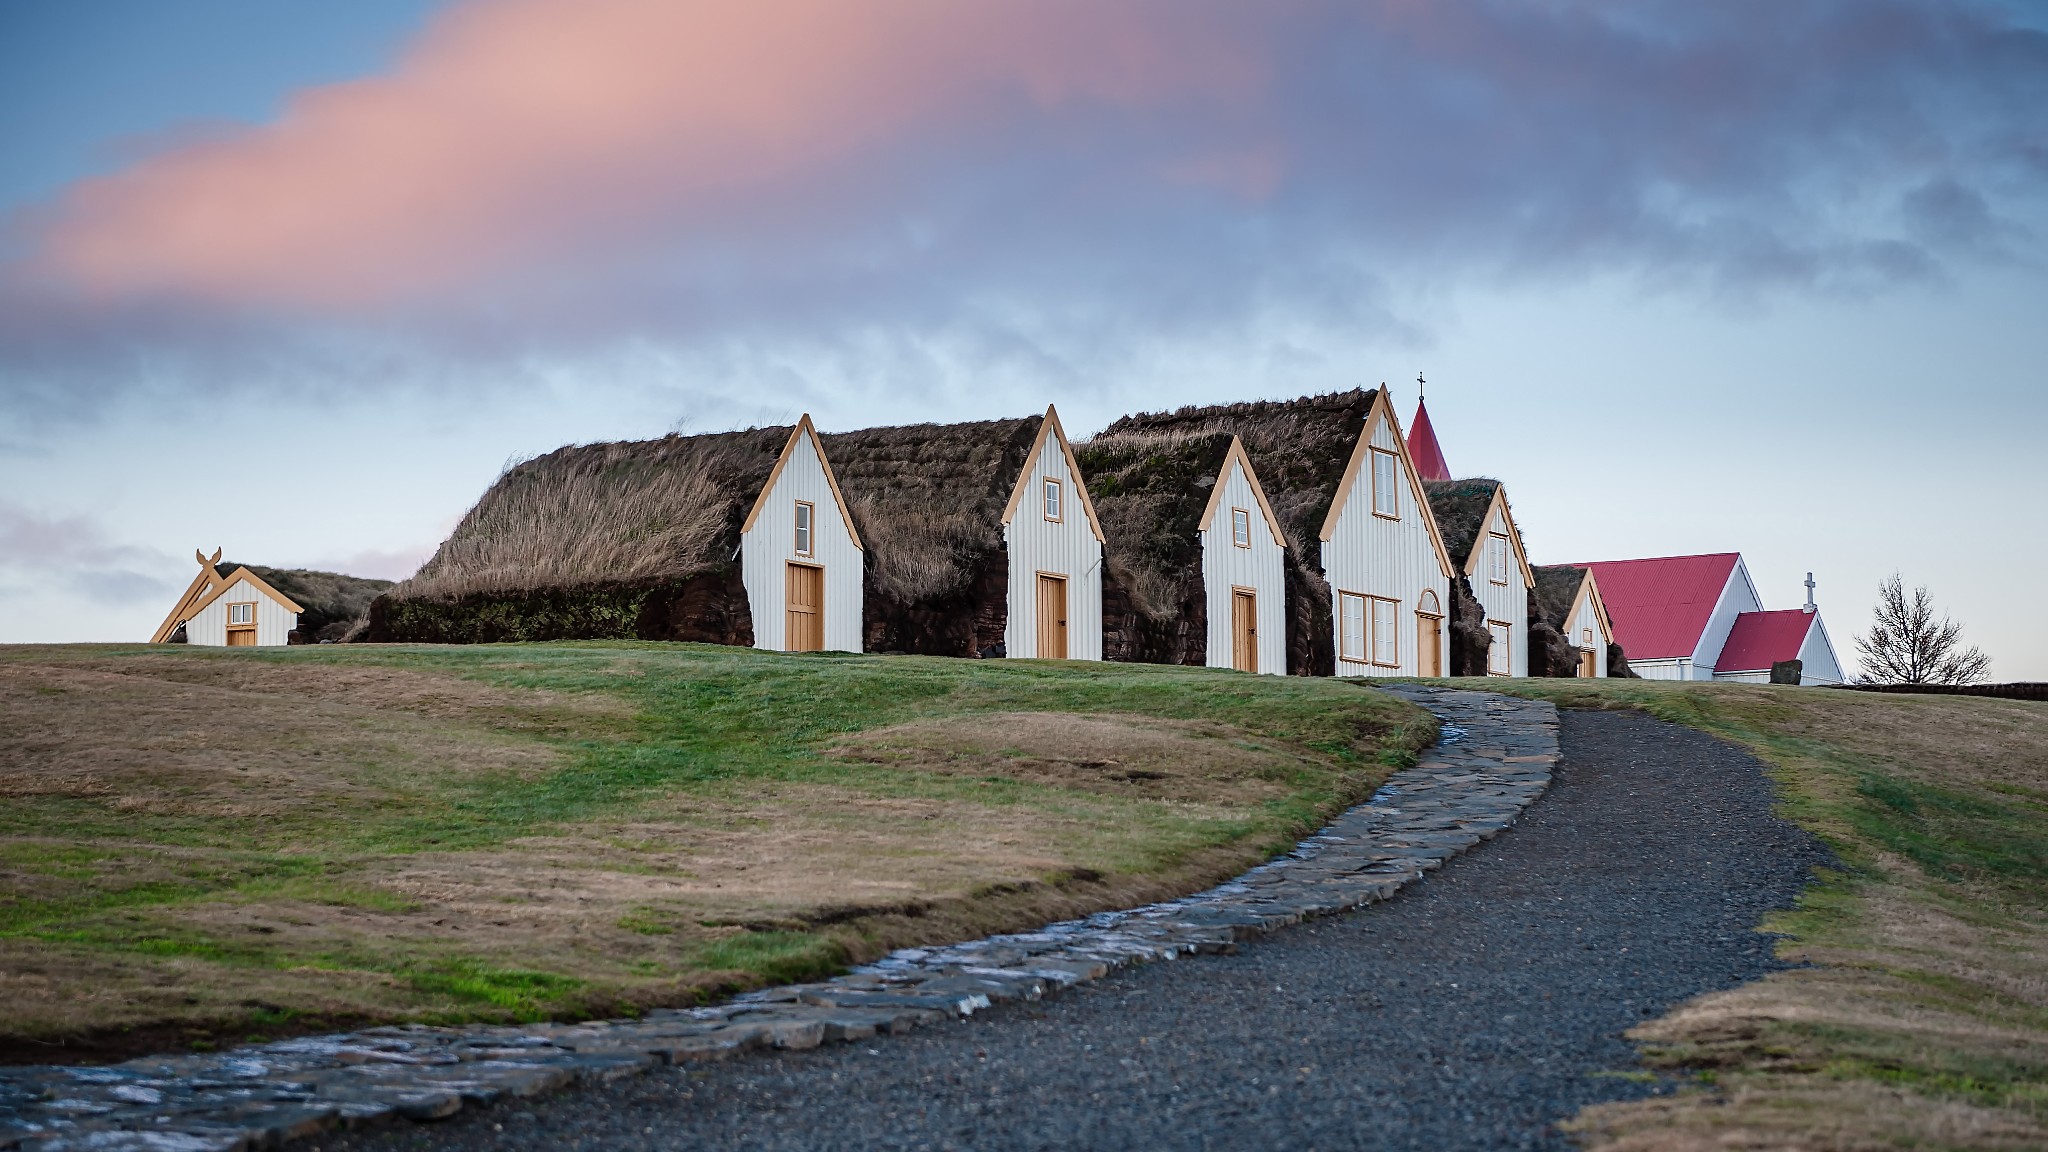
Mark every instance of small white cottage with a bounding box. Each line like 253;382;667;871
152;549;302;647
1319;389;1456;677
739;415;865;653
1425;479;1535;677
1198;436;1288;674
1000;406;1106;660
1532;564;1616;678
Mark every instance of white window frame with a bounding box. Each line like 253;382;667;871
1488;620;1512;675
1338;591;1367;664
1370;449;1400;519
794;501;815;556
1489;532;1510;585
1043;477;1063;523
228;602;255;627
1370;596;1399;668
1231;507;1251;549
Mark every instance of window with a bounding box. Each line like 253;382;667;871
1488;620;1512;675
1043;477;1063;523
1231;508;1251;548
228;602;255;626
1371;596;1399;667
1489;532;1510;584
1582;627;1594;647
794;501;815;555
1339;592;1367;663
1371;449;1400;518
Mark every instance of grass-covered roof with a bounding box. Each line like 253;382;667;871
1073;429;1237;620
220;563;393;632
1094;389;1376;555
1422;478;1504;568
823;415;1044;603
395;427;792;601
1530;564;1588;630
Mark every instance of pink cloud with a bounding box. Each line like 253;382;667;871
28;0;1273;311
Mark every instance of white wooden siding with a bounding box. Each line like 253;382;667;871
1469;505;1528;677
742;427;864;653
1694;557;1763;676
1200;456;1286;675
185;577;295;646
1005;430;1103;660
1320;417;1449;678
1796;615;1846;685
1566;585;1609;678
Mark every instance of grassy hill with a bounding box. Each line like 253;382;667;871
0;643;1432;1063
1480;679;2048;1150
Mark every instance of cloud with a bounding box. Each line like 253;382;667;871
2;0;2044;414
0;500;177;605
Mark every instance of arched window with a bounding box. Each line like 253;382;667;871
1417;589;1442;615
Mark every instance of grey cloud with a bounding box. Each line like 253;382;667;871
0;500;176;604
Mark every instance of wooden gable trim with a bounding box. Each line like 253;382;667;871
1196;436;1286;547
1318;390;1454;579
1461;486;1537;585
740;415;865;551
184;566;305;619
1002;406;1105;542
151;547;225;643
1563;569;1615;647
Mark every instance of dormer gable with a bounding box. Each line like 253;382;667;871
1317;388;1455;579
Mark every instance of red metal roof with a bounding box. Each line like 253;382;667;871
1575;553;1741;661
1406;398;1451;482
1715;610;1816;673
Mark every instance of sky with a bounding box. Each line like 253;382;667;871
2;0;2044;677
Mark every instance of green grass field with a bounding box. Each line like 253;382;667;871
1475;678;2048;1151
0;642;1433;1062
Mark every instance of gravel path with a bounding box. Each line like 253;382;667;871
309;708;1829;1152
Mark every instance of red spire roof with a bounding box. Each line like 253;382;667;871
1407;397;1451;482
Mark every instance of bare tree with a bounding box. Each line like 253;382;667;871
1854;573;1990;685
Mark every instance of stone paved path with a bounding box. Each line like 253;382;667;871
6;689;1827;1151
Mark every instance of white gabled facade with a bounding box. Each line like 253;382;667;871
1198;437;1287;675
1319;390;1455;678
740;415;865;653
1462;488;1534;678
1003;406;1104;661
1563;570;1614;678
154;552;302;647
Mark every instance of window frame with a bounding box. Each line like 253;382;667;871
227;601;257;628
1043;477;1063;523
793;500;815;556
1487;619;1512;675
1488;532;1510;585
1337;590;1368;664
1368;595;1401;668
1230;507;1252;549
1370;448;1401;520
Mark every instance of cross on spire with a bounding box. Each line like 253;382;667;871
1416;372;1426;398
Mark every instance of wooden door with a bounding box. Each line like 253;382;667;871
785;563;824;652
1230;589;1257;673
226;629;257;647
1035;574;1068;659
1417;615;1442;677
1579;648;1598;678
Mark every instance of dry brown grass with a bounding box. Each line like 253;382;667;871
2;643;1428;1061
1075;428;1231;621
395;428;790;600
1490;680;2048;1151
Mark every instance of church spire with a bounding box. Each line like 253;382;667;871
1406;375;1451;482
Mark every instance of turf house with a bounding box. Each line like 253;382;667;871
1424;478;1535;677
1529;564;1620;678
1077;431;1288;673
819;406;1104;660
1091;388;1452;678
741;416;865;653
152;548;304;647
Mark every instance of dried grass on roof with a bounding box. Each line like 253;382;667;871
1097;389;1375;555
220;564;393;634
1074;429;1234;620
823;416;1042;604
1531;565;1588;630
392;428;790;601
1423;478;1504;567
